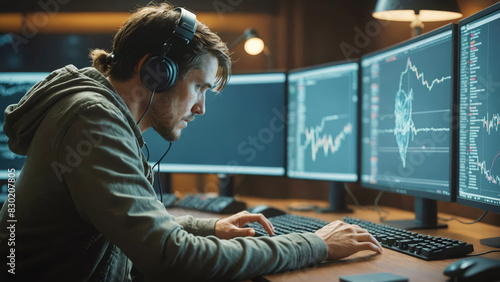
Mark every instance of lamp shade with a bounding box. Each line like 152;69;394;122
244;37;265;55
373;0;462;22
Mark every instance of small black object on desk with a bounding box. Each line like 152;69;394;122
444;257;500;281
246;205;287;218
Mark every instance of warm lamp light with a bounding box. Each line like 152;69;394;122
229;28;265;55
244;37;265;55
229;28;272;69
372;0;462;36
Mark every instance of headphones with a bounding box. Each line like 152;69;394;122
140;7;197;93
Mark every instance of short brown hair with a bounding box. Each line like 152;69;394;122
90;3;231;92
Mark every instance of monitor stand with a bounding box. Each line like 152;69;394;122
382;197;447;230
157;172;172;194
316;182;353;213
218;173;234;197
480;237;500;248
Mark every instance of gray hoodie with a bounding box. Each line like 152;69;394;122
0;65;327;281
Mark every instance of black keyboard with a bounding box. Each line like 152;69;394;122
343;217;474;260
160;193;178;208
175;194;247;214
247;214;329;236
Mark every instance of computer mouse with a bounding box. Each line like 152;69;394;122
247;205;287;218
444;257;500;281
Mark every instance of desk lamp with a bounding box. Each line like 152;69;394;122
372;0;462;36
229;28;272;69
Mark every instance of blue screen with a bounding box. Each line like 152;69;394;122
287;62;359;181
458;6;500;212
143;73;286;176
360;25;455;201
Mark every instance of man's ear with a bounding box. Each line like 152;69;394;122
134;54;150;74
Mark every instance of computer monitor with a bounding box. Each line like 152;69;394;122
458;2;500;247
360;24;457;229
0;72;49;202
142;73;286;195
287;61;359;212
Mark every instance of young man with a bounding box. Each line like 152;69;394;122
0;3;381;281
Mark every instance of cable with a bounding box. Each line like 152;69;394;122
344;183;361;207
152;141;172;204
144;142;150;162
343;184;390;216
137;89;154;163
135;88;170;202
439;210;489;225
137;89;156;126
374;191;390;221
466;250;500;257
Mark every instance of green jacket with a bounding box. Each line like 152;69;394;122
0;65;327;281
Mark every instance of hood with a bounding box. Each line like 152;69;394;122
4;65;141;156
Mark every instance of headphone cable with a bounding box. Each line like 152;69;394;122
152;142;172;204
143;142;150;162
136;89;169;202
137;89;156;126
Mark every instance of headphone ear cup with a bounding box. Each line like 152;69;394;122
140;56;179;92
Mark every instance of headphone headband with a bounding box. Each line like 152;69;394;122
141;7;197;92
173;7;197;44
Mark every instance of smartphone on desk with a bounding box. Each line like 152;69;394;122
339;272;408;282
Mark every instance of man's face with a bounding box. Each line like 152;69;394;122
149;54;218;141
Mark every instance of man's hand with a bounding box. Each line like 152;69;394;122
315;220;383;260
215;211;275;239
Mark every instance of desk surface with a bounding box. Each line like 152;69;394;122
168;196;500;282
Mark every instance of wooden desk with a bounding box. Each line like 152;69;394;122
168;196;500;282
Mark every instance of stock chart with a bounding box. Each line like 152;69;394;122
287;63;358;181
459;18;500;205
361;28;454;195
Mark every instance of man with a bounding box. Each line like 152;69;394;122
0;3;381;281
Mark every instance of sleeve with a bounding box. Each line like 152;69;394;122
174;215;218;236
58;103;328;281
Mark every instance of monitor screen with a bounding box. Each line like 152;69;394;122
360;24;456;202
287;61;359;182
457;2;500;213
0;72;49;179
0;33;114;72
142;73;286;176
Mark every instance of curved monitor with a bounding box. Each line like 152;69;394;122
287;61;359;182
457;2;500;214
360;24;457;229
143;73;286;176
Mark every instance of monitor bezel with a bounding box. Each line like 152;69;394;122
456;2;500;213
285;59;360;182
151;71;288;177
359;23;458;203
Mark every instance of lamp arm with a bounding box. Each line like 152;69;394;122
228;32;248;49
